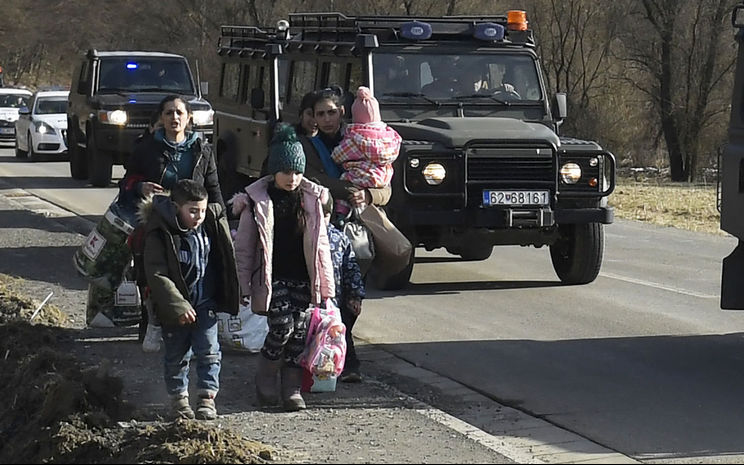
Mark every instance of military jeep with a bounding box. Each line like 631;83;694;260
213;12;616;289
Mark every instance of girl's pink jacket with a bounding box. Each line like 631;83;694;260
231;176;335;314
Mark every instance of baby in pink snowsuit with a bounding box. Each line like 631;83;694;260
330;87;401;215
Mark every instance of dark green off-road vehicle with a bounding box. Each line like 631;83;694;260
67;50;214;187
213;12;616;289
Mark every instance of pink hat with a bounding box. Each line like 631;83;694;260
351;86;381;124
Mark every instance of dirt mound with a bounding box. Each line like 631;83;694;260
0;274;274;464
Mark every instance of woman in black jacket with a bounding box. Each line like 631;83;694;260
118;95;224;211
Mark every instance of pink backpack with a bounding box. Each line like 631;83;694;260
302;300;347;377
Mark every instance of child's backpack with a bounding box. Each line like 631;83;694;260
301;300;347;378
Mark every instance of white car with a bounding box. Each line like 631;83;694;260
0;88;32;143
15;90;69;160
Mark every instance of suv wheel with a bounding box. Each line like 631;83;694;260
28;132;41;162
68;126;88;179
87;129;113;187
14;136;27;159
550;223;604;285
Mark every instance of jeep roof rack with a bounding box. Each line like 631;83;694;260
218;25;280;58
288;12;534;47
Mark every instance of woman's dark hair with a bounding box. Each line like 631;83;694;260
321;191;334;216
299;91;318;116
313;85;345;112
157;95;192;116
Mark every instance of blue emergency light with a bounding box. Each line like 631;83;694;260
126;62;138;70
474;23;505;41
401;21;432;40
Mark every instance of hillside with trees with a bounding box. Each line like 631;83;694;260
2;0;738;181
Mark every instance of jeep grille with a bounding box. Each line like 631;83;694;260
125;108;155;130
465;146;555;206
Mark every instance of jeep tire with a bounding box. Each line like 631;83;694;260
68;126;88;179
14;136;27;159
28;132;42;162
87;129;113;187
550;222;603;285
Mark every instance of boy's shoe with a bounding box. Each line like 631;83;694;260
339;369;362;383
171;393;195;420
141;324;163;353
195;395;218;420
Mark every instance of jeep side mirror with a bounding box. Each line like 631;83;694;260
200;81;209;96
553;92;567;121
251;88;265;109
18;106;30;116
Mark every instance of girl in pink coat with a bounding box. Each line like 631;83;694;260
232;123;334;412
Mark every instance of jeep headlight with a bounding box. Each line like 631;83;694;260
34;121;55;135
422;162;446;185
98;109;128;126
559;162;582;184
192;109;214;126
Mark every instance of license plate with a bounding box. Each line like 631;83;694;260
0;128;13;135
483;190;549;206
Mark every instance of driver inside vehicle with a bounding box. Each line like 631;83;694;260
456;61;519;98
420;58;460;97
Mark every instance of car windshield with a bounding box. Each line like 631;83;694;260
372;52;542;103
97;58;194;94
35;98;68;115
0;94;30;108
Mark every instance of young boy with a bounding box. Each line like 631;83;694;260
142;179;240;420
322;193;366;382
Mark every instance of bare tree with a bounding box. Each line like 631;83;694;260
619;0;736;181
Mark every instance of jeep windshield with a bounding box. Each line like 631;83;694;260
372;52;542;103
97;58;195;95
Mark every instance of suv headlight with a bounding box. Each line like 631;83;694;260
422;162;446;185
34;121;56;135
98;109;128;125
192;109;214;126
559;162;582;184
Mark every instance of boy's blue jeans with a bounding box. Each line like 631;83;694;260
162;300;221;397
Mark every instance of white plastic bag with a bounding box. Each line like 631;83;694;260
217;303;268;353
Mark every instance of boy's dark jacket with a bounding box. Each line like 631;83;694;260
140;195;239;326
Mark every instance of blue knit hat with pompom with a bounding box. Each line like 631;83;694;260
268;123;306;175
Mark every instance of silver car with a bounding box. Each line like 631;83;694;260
15;90;69;160
0;88;32;143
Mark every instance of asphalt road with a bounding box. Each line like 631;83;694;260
1;143;743;463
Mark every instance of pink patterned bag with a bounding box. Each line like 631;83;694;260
302;300;347;377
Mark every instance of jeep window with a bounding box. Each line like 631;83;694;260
97;58;195;94
372;53;542;102
0;94;29;108
278;58;289;103
220;62;240;101
326;62;347;89
76;61;90;94
257;65;270;118
35;98;67;115
288;60;316;107
239;64;252;104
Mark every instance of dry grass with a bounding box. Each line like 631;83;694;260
609;177;723;235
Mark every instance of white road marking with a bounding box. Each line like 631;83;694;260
600;272;717;299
